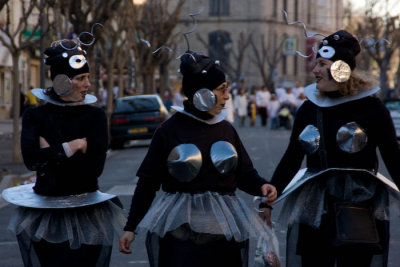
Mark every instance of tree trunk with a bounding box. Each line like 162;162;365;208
159;63;169;99
12;53;22;163
142;69;155;94
118;64;124;97
106;63;115;122
379;64;390;100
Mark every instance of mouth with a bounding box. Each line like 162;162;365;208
315;76;322;83
80;91;88;98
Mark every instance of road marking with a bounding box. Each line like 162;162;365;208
0;241;18;246
128;260;149;264
106;185;136;196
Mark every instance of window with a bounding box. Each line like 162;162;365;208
208;30;232;69
273;0;278;17
209;0;230;16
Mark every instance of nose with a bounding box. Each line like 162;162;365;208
223;89;230;100
312;64;318;75
84;77;91;87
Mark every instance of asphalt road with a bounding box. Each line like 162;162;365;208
0;119;399;266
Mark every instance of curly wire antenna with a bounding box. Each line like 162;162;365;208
282;10;327;38
52;23;104;50
183;8;204;51
152;46;173;54
140;39;151;48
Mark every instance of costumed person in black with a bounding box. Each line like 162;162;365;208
268;30;400;267
119;51;280;267
2;37;125;267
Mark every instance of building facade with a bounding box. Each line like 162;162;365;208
173;0;343;90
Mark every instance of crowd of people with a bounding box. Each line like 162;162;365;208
222;81;307;129
4;26;400;267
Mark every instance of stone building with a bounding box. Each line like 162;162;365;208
172;0;343;90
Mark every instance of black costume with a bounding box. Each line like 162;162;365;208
6;102;125;267
3;38;125;267
271;84;400;267
124;110;278;267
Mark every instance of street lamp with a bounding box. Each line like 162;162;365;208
133;0;146;5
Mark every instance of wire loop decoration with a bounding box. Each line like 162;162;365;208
359;38;390;48
51;23;103;50
282;10;327;39
183;8;204;51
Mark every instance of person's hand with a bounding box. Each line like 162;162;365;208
68;138;87;154
259;207;272;228
119;231;136;254
261;183;277;205
39;136;50;148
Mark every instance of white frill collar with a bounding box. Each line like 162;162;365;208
31;88;97;106
171;106;227;125
304;83;380;107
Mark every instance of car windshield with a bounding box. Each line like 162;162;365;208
115;97;160;113
385;101;400;111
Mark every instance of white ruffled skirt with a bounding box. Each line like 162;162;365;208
9;201;126;249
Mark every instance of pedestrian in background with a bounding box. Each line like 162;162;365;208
268;94;280;129
119;51;279;267
268;30;400;267
6;39;125;267
255;85;271;127
234;88;248;127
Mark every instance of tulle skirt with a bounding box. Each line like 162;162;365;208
136;191;280;267
8;201;126;267
278;169;400;267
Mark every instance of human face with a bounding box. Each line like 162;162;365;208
60;73;91;102
312;58;341;92
208;82;229;116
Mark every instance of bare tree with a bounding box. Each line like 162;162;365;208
99;0;138;120
0;0;44;162
132;0;185;94
345;1;400;99
249;34;284;91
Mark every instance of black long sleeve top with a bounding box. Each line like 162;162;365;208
270;96;400;195
21;103;108;196
124;112;268;231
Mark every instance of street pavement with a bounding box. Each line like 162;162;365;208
0;118;400;266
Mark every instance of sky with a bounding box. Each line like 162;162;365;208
347;0;400;16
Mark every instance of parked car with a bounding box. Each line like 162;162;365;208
110;94;169;149
385;99;400;139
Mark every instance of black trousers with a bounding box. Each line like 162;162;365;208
32;239;109;267
297;218;389;267
258;107;268;126
156;232;247;267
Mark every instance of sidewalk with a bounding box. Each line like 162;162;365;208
0;120;35;208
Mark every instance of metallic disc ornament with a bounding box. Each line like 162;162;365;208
53;74;72;96
167;144;202;182
69;54;87;69
330;60;351;83
210;141;238;175
193;88;216;111
318;45;335;59
1;183;116;209
336;122;368;153
298;125;320;154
